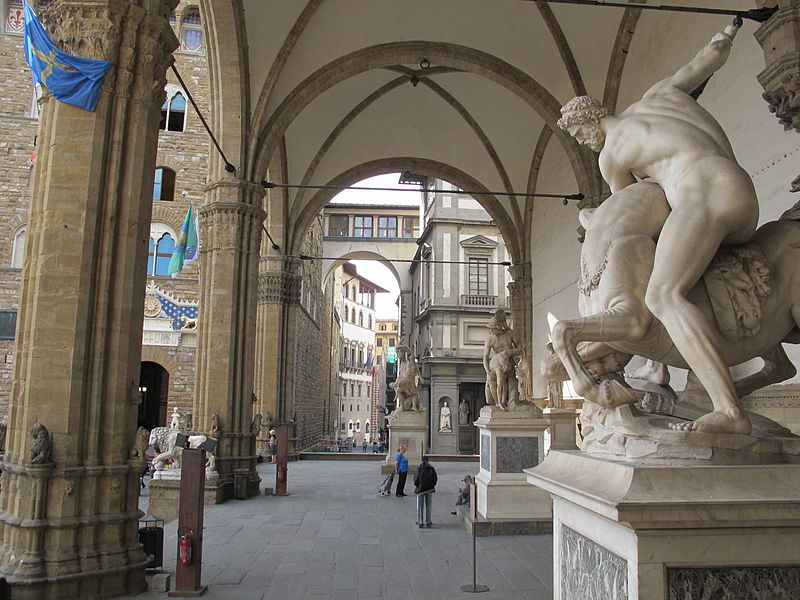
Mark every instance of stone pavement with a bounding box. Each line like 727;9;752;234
130;459;554;599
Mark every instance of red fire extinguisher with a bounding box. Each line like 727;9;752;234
277;465;286;483
178;528;193;566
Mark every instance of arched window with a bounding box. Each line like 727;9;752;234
153;233;175;275
359;311;363;326
11;227;25;268
365;422;370;434
341;404;345;412
355;420;361;432
160;92;186;131
368;315;372;329
153;168;176;202
348;420;353;431
180;6;204;54
343;306;348;322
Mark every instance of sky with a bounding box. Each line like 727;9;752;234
331;174;420;319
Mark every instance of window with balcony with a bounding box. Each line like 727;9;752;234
468;257;489;296
354;216;373;237
377;216;397;238
329;214;348;236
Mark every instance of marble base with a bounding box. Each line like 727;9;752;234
383;408;428;472
148;473;225;522
526;451;800;600
474;405;551;522
543;407;580;451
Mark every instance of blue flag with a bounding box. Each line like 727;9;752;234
23;3;113;112
168;205;200;278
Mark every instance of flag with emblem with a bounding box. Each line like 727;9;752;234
23;2;113;112
168;204;200;278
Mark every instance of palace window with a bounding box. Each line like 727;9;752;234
468;257;489;296
341;404;345;412
353;216;373;237
0;310;16;339
153;168;176;202
359;312;363;327
160;92;186;131
11;227;25;268
389;337;395;347
328;215;348;236
402;217;419;238
180;6;204;54
147;230;176;276
365;422;370;434
377;216;397;238
377;338;383;347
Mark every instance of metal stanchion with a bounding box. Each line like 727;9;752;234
461;481;489;593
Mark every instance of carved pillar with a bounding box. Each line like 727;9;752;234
254;256;301;457
194;179;266;499
0;2;178;598
507;262;533;355
755;1;800;188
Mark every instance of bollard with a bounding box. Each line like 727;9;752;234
169;448;207;597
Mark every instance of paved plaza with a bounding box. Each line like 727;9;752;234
131;459;554;599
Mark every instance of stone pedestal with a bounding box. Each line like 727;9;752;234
527;451;800;600
474;405;551;527
543;407;580;451
383;409;427;473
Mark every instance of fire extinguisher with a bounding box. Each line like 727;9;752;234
277;465;286;483
178;528;193;566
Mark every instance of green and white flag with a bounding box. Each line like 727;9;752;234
168;204;199;278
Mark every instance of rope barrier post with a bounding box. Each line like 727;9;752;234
461;481;489;594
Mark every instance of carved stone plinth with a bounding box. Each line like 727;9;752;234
474;405;551;527
382;409;427;474
543;407;580;451
527;451;800;600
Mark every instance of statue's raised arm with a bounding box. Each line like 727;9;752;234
644;24;739;99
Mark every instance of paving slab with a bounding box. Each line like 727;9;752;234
127;459;553;599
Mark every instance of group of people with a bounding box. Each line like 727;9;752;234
393;445;474;528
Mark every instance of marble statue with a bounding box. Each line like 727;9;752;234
544;342;564;409
543;182;800;439
458;397;471;425
515;348;535;405
28;423;52;465
439;402;452;432
129;426;149;459
557;21;761;434
210;412;221;433
252;413;262;435
483;310;522;411
153;431;217;472
181;411;193;432
390;343;421;412
169;407;180;430
149;426;172;455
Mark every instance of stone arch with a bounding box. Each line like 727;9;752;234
150;204;186;232
322;250;406;292
249;40;601;203
289;157;523;263
140;346;179;377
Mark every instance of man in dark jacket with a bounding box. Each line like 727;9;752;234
413;456;438;528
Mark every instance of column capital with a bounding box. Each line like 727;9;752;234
508;261;532;283
756;5;800;133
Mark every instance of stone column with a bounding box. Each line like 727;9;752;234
0;2;178;598
507;262;533;356
254;255;301;456
194;179;266;499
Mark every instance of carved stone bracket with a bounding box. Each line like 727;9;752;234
258;270;302;305
756;6;800;133
198;195;266;254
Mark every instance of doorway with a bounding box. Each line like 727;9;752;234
138;362;169;431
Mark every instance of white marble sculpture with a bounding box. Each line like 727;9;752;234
542;181;800;448
439;401;452;432
555;22;768;435
458;397;471;425
483;310;522;411
390;343;421;412
152;430;217;472
169;407;180;430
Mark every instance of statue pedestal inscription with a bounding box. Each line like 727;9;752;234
527;451;800;600
474;405;551;528
383;408;428;474
543;407;580;451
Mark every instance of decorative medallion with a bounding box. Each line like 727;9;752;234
144;295;162;317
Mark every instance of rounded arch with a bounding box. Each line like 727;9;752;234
323;250;405;292
289;158;522;263
249;40;600;202
140;346;179;377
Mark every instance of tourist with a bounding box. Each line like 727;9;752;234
451;474;473;515
268;430;277;464
362;439;368;453
394;445;408;497
372;440;380;453
413;456;438;528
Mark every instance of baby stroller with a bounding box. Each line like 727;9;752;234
377;472;395;496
